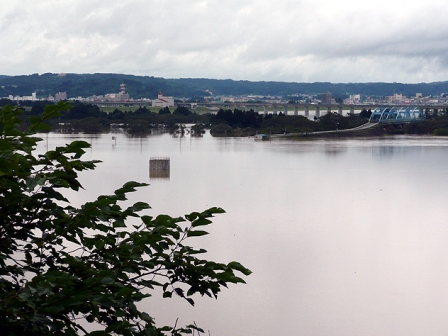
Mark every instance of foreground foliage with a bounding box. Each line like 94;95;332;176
0;102;251;335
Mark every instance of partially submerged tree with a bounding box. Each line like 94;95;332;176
0;102;251;335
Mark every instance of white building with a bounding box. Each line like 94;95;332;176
152;92;174;107
385;93;405;103
55;92;67;102
8;92;38;101
350;94;361;103
100;83;130;101
344;94;361;105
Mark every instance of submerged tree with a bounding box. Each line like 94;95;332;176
0;102;251;335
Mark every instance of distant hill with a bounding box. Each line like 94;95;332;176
169;78;448;97
1;73;448;99
0;73;206;100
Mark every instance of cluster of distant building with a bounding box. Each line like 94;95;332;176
7;91;68;103
5;82;448;108
207;91;448;106
336;92;444;106
5;83;175;108
325;92;446;105
77;84;174;107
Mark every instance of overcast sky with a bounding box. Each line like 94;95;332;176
1;0;448;83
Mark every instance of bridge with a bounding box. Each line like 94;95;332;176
368;106;427;124
188;102;448;120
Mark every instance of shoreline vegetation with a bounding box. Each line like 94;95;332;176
4;99;448;138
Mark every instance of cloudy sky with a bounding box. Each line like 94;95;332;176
1;0;448;83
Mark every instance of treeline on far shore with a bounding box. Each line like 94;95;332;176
3;98;448;137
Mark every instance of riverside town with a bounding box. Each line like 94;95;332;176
2;73;448;137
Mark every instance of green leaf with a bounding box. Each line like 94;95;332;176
186;324;204;333
0;139;13;152
87;331;107;336
31;121;52;131
162;291;172;298
140;312;153;321
191;218;212;227
41;305;65;314
228;261;253;276
158;326;172;332
204;207;226;215
95;239;105;250
140;280;161;288
0;159;14;175
185;212;200;221
117;287;135;297
174;287;184;297
100;277;114;285
187;230;209;237
114;309;126;317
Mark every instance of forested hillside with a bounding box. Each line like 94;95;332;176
0;73;206;99
1;73;448;99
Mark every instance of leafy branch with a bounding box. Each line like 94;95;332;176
0;103;251;336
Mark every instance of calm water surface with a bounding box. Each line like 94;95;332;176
38;131;448;336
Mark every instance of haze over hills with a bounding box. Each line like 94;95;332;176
1;73;448;100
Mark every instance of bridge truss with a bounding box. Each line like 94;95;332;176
369;106;425;124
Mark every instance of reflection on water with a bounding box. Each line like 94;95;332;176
323;143;348;156
149;170;170;179
37;132;448;336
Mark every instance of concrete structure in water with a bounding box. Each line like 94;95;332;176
149;157;170;178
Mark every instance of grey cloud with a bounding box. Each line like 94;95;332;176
2;0;448;83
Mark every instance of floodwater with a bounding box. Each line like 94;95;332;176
38;131;448;336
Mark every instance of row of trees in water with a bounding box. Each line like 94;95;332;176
4;99;373;136
4;98;448;136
